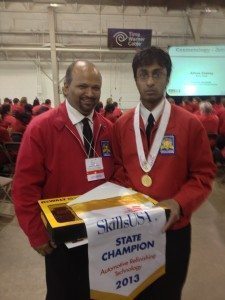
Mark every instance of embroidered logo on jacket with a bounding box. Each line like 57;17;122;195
159;135;175;155
101;140;112;157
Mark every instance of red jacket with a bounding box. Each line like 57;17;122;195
12;119;26;133
13;102;114;247
212;104;225;117
196;113;219;134
2;114;16;129
219;110;225;135
112;104;216;230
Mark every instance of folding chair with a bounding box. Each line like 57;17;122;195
10;132;23;142
0;175;14;216
0;143;14;177
3;142;21;176
0;176;12;202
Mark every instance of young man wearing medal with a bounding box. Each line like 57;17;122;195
13;60;114;300
112;47;216;300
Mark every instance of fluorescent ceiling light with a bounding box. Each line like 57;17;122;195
50;3;60;7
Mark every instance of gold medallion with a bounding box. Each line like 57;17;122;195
141;174;152;187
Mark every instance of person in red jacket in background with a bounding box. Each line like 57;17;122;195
219;107;225;136
0;104;16;130
104;103;117;123
32;98;41;115
12;98;24;115
212;96;225;117
95;101;105;115
196;101;219;134
0;124;12;171
112;47;215;300
13;60;114;300
113;101;123;119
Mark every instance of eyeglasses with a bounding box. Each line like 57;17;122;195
137;71;167;81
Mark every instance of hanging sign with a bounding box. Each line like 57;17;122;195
108;28;152;49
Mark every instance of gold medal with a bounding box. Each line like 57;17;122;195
141;174;152;187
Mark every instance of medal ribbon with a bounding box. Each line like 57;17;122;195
134;98;171;173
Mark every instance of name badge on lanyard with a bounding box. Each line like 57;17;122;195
85;157;105;181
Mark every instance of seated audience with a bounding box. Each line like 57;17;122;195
219;109;225;136
0;104;16;130
19;96;28;113
33;105;49;117
43;99;52;109
12;111;27;133
32;98;41;114
12;98;23;115
113;102;123;119
0;121;12;171
95;101;104;115
104;103;117;123
212;96;225;117
197;101;219;134
3;98;12;105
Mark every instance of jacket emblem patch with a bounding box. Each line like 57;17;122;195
159;135;175;155
101;140;111;157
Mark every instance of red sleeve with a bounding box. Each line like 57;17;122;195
173;118;216;216
12;123;49;247
0;127;11;143
111;121;130;187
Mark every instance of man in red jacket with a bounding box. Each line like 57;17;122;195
13;60;114;300
112;47;216;300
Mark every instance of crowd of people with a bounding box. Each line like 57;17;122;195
95;97;123;123
0;97;52;172
169;95;225;165
1;92;225;167
0;97;52;139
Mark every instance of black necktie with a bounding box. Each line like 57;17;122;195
82;118;93;157
146;113;155;147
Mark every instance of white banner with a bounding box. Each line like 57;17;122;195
76;200;166;300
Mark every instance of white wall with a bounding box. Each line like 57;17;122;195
1;3;225;108
0;61;54;103
0;61;139;108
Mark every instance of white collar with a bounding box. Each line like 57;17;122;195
140;98;165;128
65;99;94;125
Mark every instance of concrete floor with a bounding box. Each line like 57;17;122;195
0;172;225;300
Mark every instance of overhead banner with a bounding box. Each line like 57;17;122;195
108;28;152;49
73;193;166;300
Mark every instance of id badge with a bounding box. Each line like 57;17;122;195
85;157;105;181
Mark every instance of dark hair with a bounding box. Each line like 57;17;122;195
4;97;10;103
0;104;11;117
132;47;172;79
105;103;115;113
64;62;76;85
24;104;33;114
95;102;103;113
14;110;31;125
35;106;49;116
13;98;19;104
45;99;51;105
33;99;40;106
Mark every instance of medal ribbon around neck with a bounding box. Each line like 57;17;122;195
134;98;171;173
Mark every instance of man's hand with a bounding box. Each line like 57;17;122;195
155;199;181;232
33;241;57;256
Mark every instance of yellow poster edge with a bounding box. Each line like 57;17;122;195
91;265;165;300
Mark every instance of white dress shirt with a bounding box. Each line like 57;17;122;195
65;99;94;143
140;98;165;129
